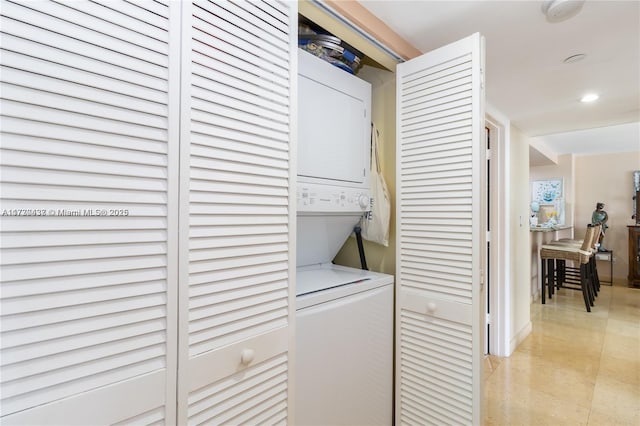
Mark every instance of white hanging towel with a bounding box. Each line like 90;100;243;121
361;123;391;246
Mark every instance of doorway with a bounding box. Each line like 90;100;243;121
485;125;491;355
484;113;508;356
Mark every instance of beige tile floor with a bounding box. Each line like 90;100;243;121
483;282;640;425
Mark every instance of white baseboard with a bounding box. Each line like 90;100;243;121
531;288;540;303
509;321;532;355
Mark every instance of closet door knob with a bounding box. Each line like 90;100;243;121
240;349;255;366
426;302;437;314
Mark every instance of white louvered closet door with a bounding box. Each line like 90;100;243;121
395;33;486;425
177;1;296;425
0;0;179;424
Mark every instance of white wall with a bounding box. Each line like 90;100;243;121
509;125;532;353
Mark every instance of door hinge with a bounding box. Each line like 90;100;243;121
485;313;491;325
486;148;491;160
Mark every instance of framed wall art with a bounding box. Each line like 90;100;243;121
531;178;563;204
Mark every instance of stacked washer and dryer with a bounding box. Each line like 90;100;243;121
294;50;394;425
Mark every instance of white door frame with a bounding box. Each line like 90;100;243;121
485;106;511;357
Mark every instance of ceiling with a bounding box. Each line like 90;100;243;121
357;0;640;164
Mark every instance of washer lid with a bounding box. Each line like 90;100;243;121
295;264;394;310
296;265;373;296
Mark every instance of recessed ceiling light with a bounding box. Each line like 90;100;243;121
580;93;599;103
563;53;586;64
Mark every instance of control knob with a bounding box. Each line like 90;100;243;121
358;194;370;209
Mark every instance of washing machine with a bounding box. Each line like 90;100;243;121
295;262;393;426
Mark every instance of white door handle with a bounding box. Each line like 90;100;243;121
426;302;437;314
240;348;255;365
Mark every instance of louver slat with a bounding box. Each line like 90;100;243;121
14;0;168;48
112;406;166;426
1;1;167;68
0;39;168;94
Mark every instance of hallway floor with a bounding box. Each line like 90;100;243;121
482;282;640;425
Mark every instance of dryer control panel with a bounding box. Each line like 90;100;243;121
297;183;370;213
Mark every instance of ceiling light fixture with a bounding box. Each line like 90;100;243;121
541;0;585;23
580;93;599;103
563;53;586;64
